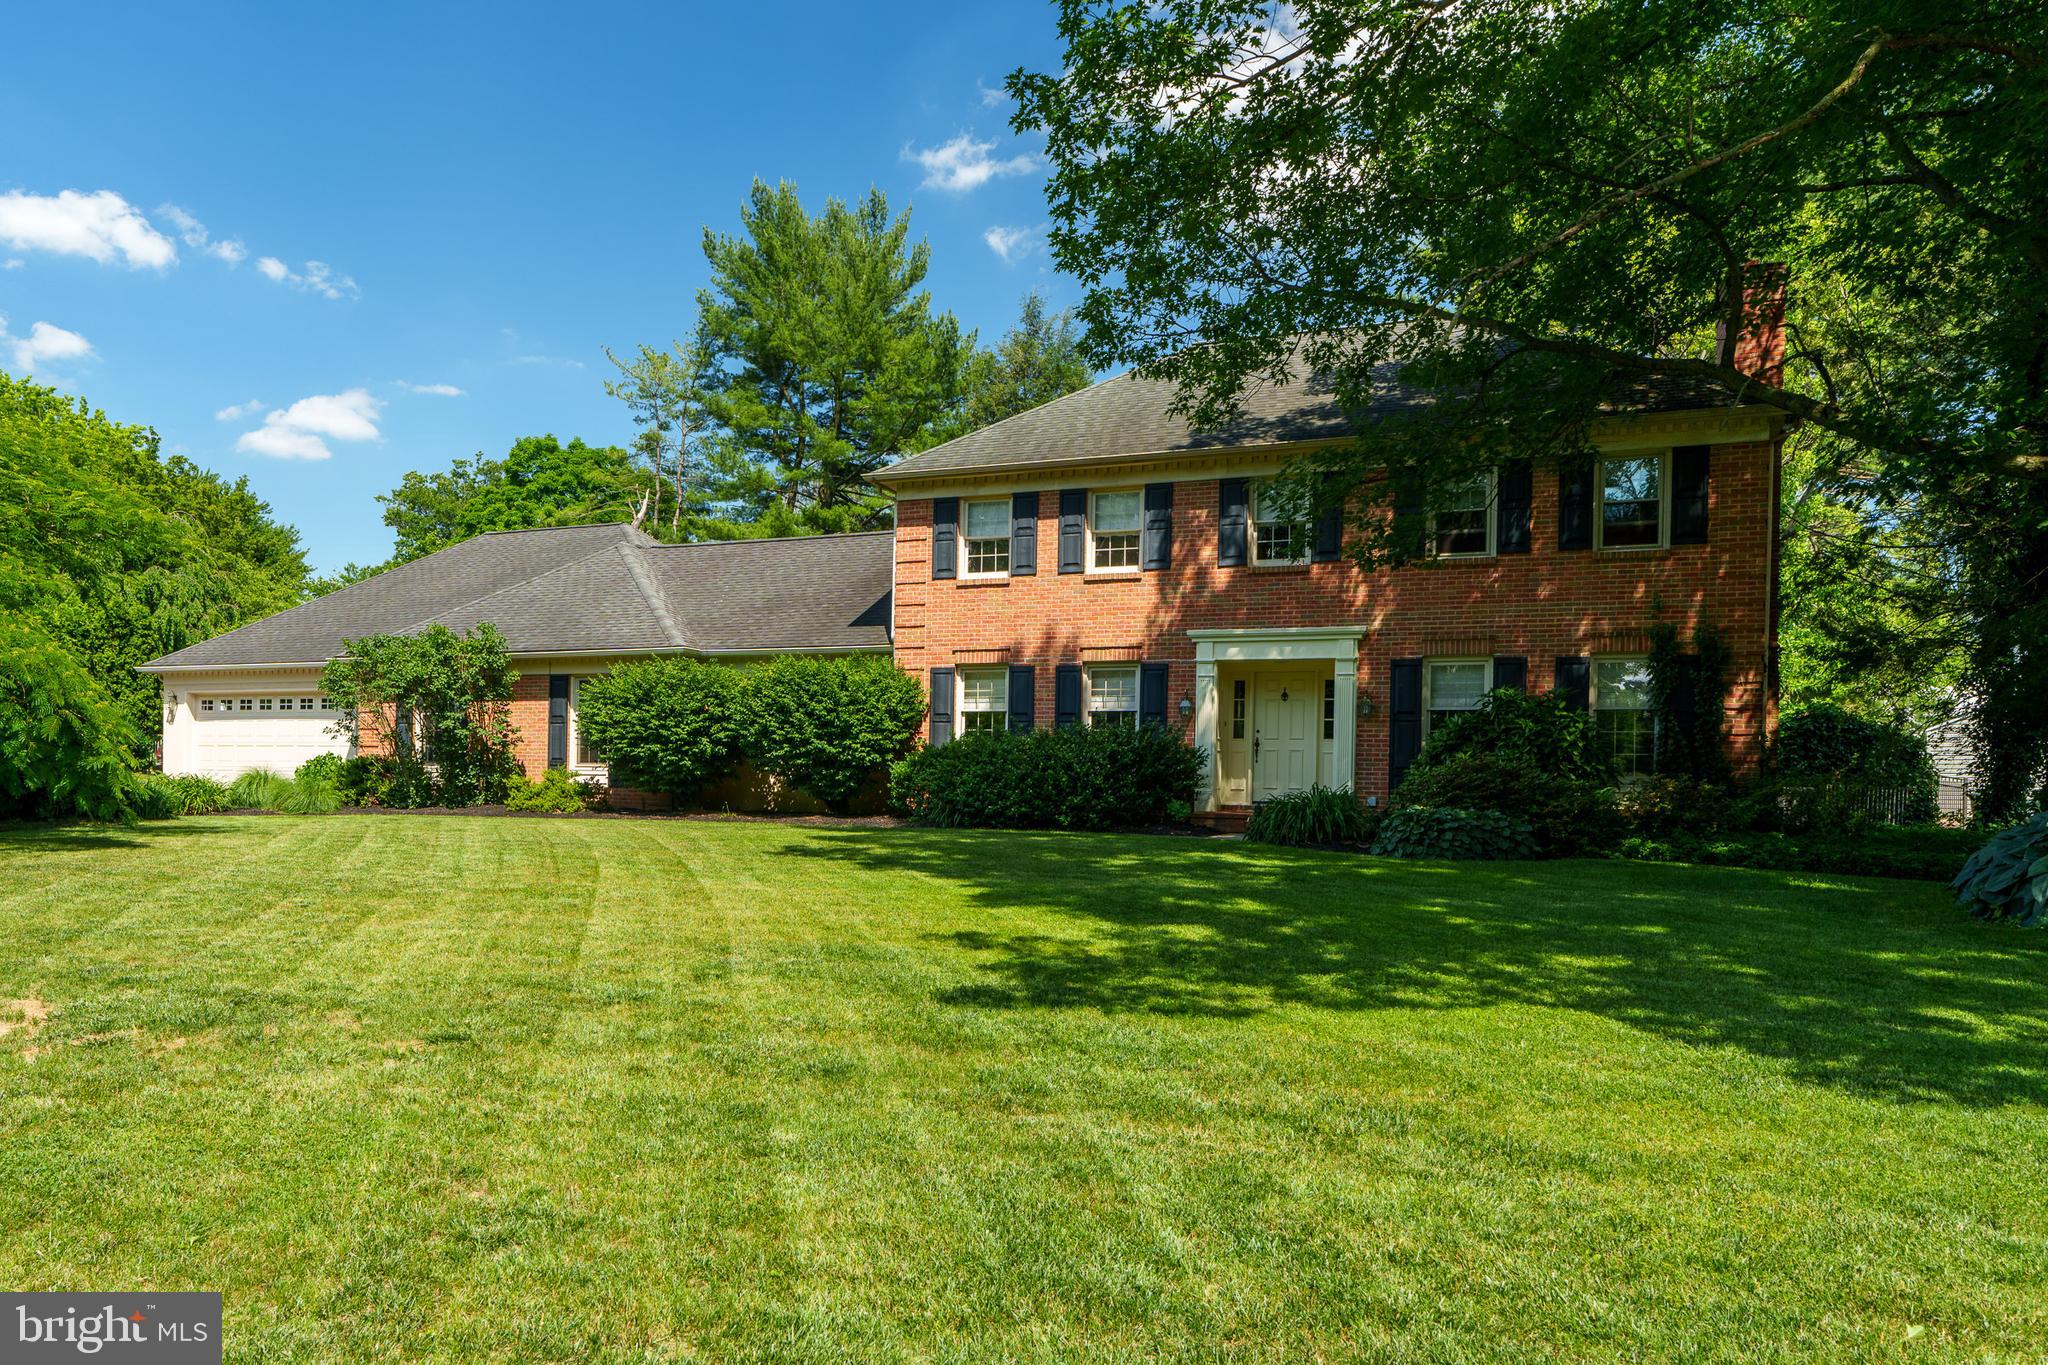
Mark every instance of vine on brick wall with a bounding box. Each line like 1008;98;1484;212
1648;620;1733;784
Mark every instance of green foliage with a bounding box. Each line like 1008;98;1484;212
294;754;346;786
741;656;925;810
1370;807;1539;861
577;658;748;799
0;618;138;821
1015;0;2048;822
923;292;1095;448
372;435;645;567
1393;753;1619;857
332;757;391;808
889;726;1205;830
1951;814;2048;927
1615;776;1741;840
503;769;603;813
1617;825;1983;883
226;767;294;810
1245;785;1373;848
1648;622;1733;784
1411;688;1612;785
1771;704;1939;824
0;371;307;782
321;624;519;807
276;772;342;816
131;773;232;820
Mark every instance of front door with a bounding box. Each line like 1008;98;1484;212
1252;671;1319;799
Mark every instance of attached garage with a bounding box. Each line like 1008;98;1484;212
157;679;350;781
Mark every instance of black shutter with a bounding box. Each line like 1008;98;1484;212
547;674;569;769
1218;478;1249;567
1007;665;1035;732
1139;662;1170;727
1497;461;1532;554
1672;445;1710;544
928;667;954;745
1010;491;1039;575
1558;463;1594;551
1393;470;1427;558
1554;656;1590;711
1389;658;1423;788
1142;482;1173;571
1492;656;1527;693
1312;474;1343;562
1058;489;1086;574
1054;664;1083;728
931;497;958;579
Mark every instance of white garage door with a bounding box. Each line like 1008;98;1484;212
188;692;349;780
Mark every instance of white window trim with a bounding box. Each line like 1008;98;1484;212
1250;482;1309;567
1422;657;1493;737
957;667;1009;735
1084;663;1140;727
960;498;1012;580
567;677;609;775
1589;655;1658;775
1085;488;1143;574
1430;468;1497;559
1595;451;1670;552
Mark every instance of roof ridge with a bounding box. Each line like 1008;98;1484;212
644;529;896;548
472;521;635;537
618;542;690;648
403;536;633;638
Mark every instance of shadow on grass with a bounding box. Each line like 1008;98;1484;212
0;821;231;853
791;829;2048;1108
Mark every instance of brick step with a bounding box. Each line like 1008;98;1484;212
1190;806;1252;834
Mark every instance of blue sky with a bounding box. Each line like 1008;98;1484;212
4;2;1075;573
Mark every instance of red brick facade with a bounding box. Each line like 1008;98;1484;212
892;437;1781;799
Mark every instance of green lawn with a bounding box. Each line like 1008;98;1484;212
1;816;2043;1361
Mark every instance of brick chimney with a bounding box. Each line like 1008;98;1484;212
1717;261;1787;387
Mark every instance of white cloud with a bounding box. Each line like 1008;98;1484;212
235;387;382;461
506;354;585;369
0;315;95;375
2;259;21;270
255;255;358;300
0;190;176;269
977;81;1008;108
158;204;250;267
397;381;464;396
214;399;265;421
905;134;1036;193
983;225;1041;263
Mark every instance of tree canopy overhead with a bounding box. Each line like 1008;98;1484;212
1014;0;2047;814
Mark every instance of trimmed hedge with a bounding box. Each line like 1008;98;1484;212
890;725;1203;830
1411;688;1612;784
741;656;926;810
504;769;604;813
577;658;748;800
1394;753;1618;856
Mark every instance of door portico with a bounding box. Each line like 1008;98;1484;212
1190;627;1364;812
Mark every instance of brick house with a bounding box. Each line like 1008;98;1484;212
874;314;1787;815
145;314;1785;813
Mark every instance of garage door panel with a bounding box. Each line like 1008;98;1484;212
187;694;349;779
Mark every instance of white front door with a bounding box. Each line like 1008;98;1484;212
1252;671;1319;799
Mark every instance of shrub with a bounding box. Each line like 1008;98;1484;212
1370;806;1538;860
1410;688;1611;785
0;618;138;821
1245;785;1373;847
1394;753;1618;856
1950;813;2048;925
294;753;346;785
1771;704;1939;825
1614;824;1981;882
890;725;1204;830
577;658;746;800
226;767;293;810
333;756;391;807
276;772;342;815
321;623;519;807
504;769;602;814
1615;775;1739;838
741;656;925;810
131;773;231;819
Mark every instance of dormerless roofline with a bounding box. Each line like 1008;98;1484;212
137;642;892;674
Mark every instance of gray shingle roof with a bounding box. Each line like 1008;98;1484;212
873;354;1738;484
140;523;893;670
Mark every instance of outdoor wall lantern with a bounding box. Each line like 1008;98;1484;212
1178;695;1194;722
1356;691;1375;720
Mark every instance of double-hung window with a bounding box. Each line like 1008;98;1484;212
1424;659;1490;736
959;669;1007;735
962;499;1010;577
1253;482;1308;564
1086;666;1138;728
1599;455;1665;549
1431;472;1493;557
1592;657;1658;776
1090;489;1142;570
571;677;605;768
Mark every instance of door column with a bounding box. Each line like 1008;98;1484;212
1333;654;1359;794
1193;653;1219;811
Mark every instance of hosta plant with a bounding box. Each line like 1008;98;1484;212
1951;813;2048;927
